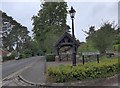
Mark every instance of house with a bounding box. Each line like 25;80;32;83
0;49;11;61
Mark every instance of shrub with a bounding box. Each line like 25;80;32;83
46;54;55;62
114;44;120;52
19;53;26;59
47;58;119;82
3;54;15;61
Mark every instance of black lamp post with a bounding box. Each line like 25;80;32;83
69;6;76;66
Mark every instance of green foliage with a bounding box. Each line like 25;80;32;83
47;58;119;82
32;1;70;53
19;53;26;59
113;28;120;45
3;54;15;61
21;39;43;58
2;11;31;53
113;44;120;52
46;54;55;62
78;40;98;53
84;22;116;54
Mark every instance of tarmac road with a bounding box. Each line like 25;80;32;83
2;56;43;79
20;56;46;84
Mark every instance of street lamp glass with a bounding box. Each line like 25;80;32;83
69;6;76;19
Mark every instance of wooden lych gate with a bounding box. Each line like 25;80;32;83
54;32;80;61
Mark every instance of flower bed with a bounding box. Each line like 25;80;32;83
47;58;119;83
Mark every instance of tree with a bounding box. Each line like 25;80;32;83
9;26;30;53
32;1;70;53
21;39;42;57
113;28;120;44
2;11;31;53
113;27;120;52
86;22;116;54
84;26;96;41
2;12;14;51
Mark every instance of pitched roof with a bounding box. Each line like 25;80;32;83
54;32;80;48
0;49;10;55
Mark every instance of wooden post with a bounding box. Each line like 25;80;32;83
82;55;85;64
72;45;76;66
44;58;47;73
55;55;59;62
97;55;99;63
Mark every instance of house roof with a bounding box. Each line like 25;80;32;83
54;32;80;48
0;49;10;55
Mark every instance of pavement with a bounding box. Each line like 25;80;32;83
19;56;46;84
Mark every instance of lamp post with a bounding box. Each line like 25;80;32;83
69;6;76;66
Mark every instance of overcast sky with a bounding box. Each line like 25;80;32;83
1;0;118;42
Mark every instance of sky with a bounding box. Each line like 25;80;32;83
1;0;119;42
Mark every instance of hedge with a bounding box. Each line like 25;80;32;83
46;54;55;62
3;54;15;61
113;44;120;52
47;58;119;82
19;53;26;59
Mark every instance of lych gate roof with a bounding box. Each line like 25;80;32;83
54;32;80;49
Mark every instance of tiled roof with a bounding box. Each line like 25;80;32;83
0;49;9;55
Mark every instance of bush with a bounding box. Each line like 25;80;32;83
46;54;55;62
47;58;119;82
3;54;15;61
19;53;26;59
113;44;120;52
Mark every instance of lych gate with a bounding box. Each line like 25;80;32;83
54;32;80;62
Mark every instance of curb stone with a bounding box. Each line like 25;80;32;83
14;76;32;86
17;74;119;87
18;75;36;86
2;59;40;86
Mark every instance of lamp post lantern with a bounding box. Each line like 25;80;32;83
69;6;76;38
69;6;76;66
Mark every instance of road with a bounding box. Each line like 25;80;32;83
2;56;43;79
20;56;46;84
